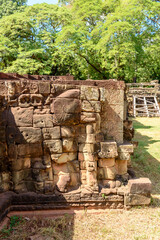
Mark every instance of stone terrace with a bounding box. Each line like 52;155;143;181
0;73;151;222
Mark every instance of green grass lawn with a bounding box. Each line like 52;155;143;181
1;117;160;240
132;117;160;196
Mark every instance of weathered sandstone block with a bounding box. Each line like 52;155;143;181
80;112;97;123
0;126;6;142
78;152;97;161
81;86;99;101
80;170;87;185
101;103;124;144
12;169;32;184
51;152;77;164
8;107;33;127
8;144;17;159
87;171;97;186
104;105;124;124
44;180;55;193
98;141;118;158
128;178;152;194
34;181;44;193
51;83;66;94
98;158;115;168
33;168;53;182
57;89;80;98
82;100;101;112
19;127;42;143
14;182;28;193
79;143;95;153
50;153;62;162
32;161;46;170
1;172;10;183
68;160;80;173
38;81;50;95
118;143;133;161
53;113;80;125
123;120;134;141
17;143;43;157
77;134;96;143
42;127;60;140
34;108;50;114
62;138;77;152
44;140;62;154
12;158;31;171
0;143;7;157
61;126;75;138
99;87;106;102
43;154;51;167
80;161;86;170
95;132;104;142
6;126;21;144
0;110;7;126
118;152;131;161
115;159;127;175
33;114;53;128
52;160;79;176
70;173;80;186
118;143;134;153
52;98;81;114
56;172;70;192
52;93;81;125
0;182;10;191
124;194;151;206
52;163;68;175
98;166;116;180
86;124;94;134
103;89;124;105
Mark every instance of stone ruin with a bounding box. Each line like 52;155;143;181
0;73;151;222
126;81;160;117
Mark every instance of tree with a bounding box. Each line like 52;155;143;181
56;0;160;81
0;0;27;18
0;1;159;81
0;3;74;75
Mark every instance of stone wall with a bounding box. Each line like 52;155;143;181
0;74;151;217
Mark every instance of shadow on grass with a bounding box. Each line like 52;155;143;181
0;214;75;240
151;196;160;208
132;119;160;196
133;122;152;129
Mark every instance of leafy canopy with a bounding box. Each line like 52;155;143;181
0;0;159;82
0;0;27;18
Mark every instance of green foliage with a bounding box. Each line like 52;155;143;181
0;4;72;75
102;193;105;199
0;215;22;238
0;0;27;18
0;0;159;81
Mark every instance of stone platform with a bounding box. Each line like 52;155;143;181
0;74;152;223
0;178;151;223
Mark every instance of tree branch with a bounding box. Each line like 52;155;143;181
76;52;107;79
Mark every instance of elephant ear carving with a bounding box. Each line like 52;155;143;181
51;89;81;125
